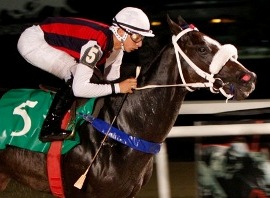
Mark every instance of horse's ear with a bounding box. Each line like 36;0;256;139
167;14;182;35
177;15;188;28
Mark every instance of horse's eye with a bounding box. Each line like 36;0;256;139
198;47;207;54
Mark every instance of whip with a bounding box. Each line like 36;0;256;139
74;66;141;189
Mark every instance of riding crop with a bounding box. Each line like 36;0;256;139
74;66;141;189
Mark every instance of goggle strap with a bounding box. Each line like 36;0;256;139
112;18;152;34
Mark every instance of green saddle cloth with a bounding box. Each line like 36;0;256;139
0;89;95;154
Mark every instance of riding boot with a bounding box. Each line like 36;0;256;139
39;78;75;142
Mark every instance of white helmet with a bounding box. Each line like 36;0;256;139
228;143;249;157
112;7;154;37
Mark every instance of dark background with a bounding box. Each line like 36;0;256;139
1;0;269;99
0;0;269;161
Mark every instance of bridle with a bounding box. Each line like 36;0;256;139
136;25;239;102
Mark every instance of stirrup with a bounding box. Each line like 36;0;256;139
39;129;73;142
65;127;76;140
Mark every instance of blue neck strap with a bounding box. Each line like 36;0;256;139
79;113;161;154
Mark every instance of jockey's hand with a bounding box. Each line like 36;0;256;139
119;78;137;93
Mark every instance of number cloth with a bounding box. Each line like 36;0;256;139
0;89;95;154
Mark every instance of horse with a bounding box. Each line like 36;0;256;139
198;142;270;198
0;15;256;198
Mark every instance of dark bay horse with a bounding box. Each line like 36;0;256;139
0;15;256;198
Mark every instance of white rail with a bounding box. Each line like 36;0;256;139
169;123;270;137
155;99;270;198
179;99;270;114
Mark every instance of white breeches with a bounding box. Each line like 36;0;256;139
17;25;77;81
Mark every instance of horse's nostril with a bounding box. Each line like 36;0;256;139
241;74;251;82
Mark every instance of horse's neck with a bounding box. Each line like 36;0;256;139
116;46;188;142
91;45;187;143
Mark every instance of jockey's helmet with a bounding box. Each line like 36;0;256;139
112;7;154;37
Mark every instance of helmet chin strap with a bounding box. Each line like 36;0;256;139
109;26;128;51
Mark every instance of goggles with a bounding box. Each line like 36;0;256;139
112;18;145;43
127;31;144;43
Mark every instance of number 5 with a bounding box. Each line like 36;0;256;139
11;100;38;136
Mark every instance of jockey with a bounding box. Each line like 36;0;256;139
17;7;154;142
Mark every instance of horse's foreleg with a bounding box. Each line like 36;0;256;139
0;173;11;191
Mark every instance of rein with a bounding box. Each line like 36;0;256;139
136;25;236;102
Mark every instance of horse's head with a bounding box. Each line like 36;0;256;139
167;15;256;101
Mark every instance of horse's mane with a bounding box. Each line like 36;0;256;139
118;39;170;86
